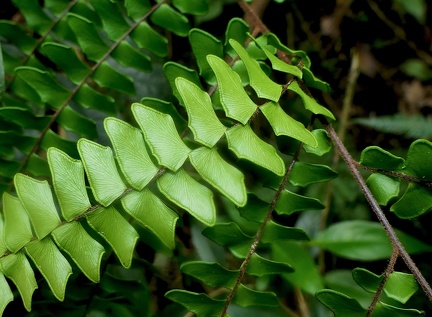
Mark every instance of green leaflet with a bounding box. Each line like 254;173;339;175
41;130;79;159
173;0;209;15
207;54;257;124
234;284;278;308
67;13;108;61
289;162;338;186
140;97;188;133
189;147;247;207
15;67;70;108
0;21;37;54
314;220;432;261
48;148;91;221
165;290;225;317
164;62;202;105
181;261;238;288
111;41;152;73
265;32;311;68
0;252;37;312
260;101;317;147
202;222;253;247
262;221;310;243
230;39;282;101
78;139;127;207
25;238;72;301
0;107;51;130
275;189;324;215
25;153;50;178
0;216;6;255
51;222;105;283
105;118;158;191
74;84;116;115
124;0;151;21
121;189;178;249
0;273;13;316
14;174;61;240
403;139;432;181
359;146;405;170
391;183;432;218
366;174;400;206
303;129;332;156
130;22;168;57
2;193;33;252
288;81;335;120
0;43;4;95
86;206;139;268
12;0;52;34
89;0;129;41
157;168;216;226
302;66;331;93
316;290;366;317
226;124;285;176
352;268;418;304
245;253;293;277
189;28;223;84
40;42;89;84
93;62;135;95
261;46;303;78
132;103;190;171
224;18;249;58
238;194;269;223
175;78;226;147
272;241;324;294
151;4;190;37
57;106;98;139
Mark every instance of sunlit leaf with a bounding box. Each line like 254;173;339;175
0;273;13;316
14;174;61;240
121;188;178;249
207;54;257;124
189;147;247;206
176;78;226;147
25;237;72;301
2;193;33;252
158;168;216;226
105;118;158;190
132;103;190;171
230;39;282;101
226;124;285;176
260;101;317;147
86;206;139;268
0;252;37;312
78;139;127;207
52;222;105;283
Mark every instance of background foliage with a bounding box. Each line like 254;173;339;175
1;0;432;316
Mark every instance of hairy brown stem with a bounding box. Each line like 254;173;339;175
220;117;314;316
367;248;399;316
323;120;432;301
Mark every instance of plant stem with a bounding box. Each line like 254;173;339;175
367;248;399;316
219;117;313;316
323;120;432;301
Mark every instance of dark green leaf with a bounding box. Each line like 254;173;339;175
289;162;338;186
111;41;152;72
403;139;432;181
173;0;209;15
89;0;129;41
315;289;366;316
314;220;432;261
246;253;293;277
359;146;405;170
124;0;151;21
0;107;51;130
275;190;324;215
151;4;190;37
262;221;310;243
366;174;400;206
224;18;249;58
238;193;269;223
12;0;52;34
74;84;117;114
0;43;4;94
303;129;332;156
0;21;37;54
181;261;238;288
57;106;98;139
165;290;225;317
92;62;135;95
202;222;253;247
391;183;432;218
131;22;168;57
234;284;278;307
